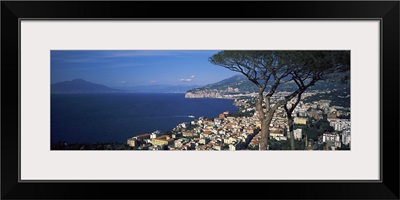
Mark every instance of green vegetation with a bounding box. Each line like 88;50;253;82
298;117;334;140
304;86;350;108
247;145;259;150
229;110;254;118
268;139;305;150
337;144;350;150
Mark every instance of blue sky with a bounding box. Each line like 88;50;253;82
51;50;238;87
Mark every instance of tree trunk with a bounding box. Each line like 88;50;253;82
259;116;272;150
284;92;303;150
256;89;268;150
287;116;295;150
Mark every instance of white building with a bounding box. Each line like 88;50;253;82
328;119;351;132
127;138;137;147
224;138;230;144
342;130;351;145
175;139;189;148
229;141;243;151
199;138;206;145
294;129;302;140
323;133;340;143
334;123;343;131
275;136;287;141
179;122;190;129
150;130;162;139
270;132;284;140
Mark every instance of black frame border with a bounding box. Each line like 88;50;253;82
2;1;399;199
17;18;381;184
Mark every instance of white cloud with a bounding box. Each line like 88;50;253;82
149;80;157;83
119;80;127;84
180;75;196;82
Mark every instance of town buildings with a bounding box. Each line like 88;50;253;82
127;91;351;151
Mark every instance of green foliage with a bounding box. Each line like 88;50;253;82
301;118;334;141
336;144;351;150
209;51;292;86
268;139;305;150
269;139;291;150
294;124;308;130
208;50;350;96
229;110;253;118
303;85;350;108
304;127;319;141
319;123;334;133
222;144;230;150
247;145;259;150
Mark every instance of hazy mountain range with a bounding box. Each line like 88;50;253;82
51;79;122;93
188;73;350;94
112;85;203;93
52;72;349;94
51;79;202;93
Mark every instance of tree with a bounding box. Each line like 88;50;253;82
209;51;350;150
282;51;350;149
210;51;300;150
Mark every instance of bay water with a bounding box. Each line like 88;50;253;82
51;93;238;143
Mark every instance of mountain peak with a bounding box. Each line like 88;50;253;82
71;78;87;82
52;79;122;93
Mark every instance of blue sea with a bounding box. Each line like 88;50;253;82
51;93;238;143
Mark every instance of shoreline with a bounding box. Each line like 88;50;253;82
51;94;241;147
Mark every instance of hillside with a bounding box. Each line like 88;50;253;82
185;73;350;98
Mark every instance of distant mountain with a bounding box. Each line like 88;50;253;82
113;85;203;93
188;75;258;94
186;73;350;97
51;79;123;93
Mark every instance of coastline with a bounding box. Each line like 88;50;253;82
51;93;240;147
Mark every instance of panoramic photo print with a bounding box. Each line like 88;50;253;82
51;50;350;150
